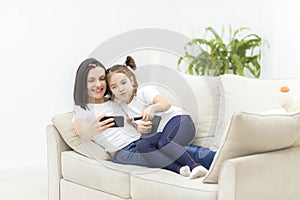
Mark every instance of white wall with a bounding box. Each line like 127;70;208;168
0;0;299;171
261;0;300;78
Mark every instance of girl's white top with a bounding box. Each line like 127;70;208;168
73;101;141;153
120;85;185;132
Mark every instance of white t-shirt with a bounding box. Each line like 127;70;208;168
119;85;185;132
73;101;141;153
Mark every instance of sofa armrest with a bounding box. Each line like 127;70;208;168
46;124;71;200
218;147;300;200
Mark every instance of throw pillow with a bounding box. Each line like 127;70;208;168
213;74;300;150
52;112;110;160
203;111;300;184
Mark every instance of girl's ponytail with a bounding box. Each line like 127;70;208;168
125;56;137;70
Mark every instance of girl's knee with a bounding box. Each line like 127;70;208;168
136;140;145;151
157;138;170;149
136;140;153;153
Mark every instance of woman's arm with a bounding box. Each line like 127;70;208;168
142;95;171;121
72;114;115;141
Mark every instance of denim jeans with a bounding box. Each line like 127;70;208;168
113;141;216;171
185;144;216;170
112;139;154;167
135;115;198;173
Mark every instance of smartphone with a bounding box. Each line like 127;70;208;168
150;115;161;134
100;116;124;127
133;115;161;136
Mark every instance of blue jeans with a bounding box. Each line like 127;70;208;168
112;139;154;167
112;118;216;172
185;144;216;170
113;141;216;171
135;115;198;173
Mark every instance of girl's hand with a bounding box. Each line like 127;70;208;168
142;95;171;121
126;117;135;125
142;105;156;121
136;121;153;134
127;118;152;134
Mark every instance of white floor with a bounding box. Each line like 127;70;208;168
0;171;47;200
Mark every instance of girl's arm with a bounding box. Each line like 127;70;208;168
142;95;171;121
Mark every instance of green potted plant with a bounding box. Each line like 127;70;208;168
178;26;262;78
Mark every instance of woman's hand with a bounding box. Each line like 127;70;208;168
97;114;116;131
73;114;115;140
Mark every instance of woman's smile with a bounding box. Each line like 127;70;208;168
87;67;107;103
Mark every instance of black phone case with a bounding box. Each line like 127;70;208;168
141;115;161;137
100;116;124;127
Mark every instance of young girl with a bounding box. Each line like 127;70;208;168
107;56;210;178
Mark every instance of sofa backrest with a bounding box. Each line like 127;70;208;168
136;67;300;151
135;65;220;149
53;69;300;155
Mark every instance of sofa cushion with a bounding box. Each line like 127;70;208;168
131;168;218;200
52;112;109;160
203;111;300;184
153;75;220;149
213;74;300;150
60;179;126;200
183;75;220;149
135;65;220;149
61;151;145;199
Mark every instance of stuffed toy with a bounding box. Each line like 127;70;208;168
280;86;300;146
280;86;300;111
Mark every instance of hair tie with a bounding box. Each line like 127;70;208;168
124;64;135;74
88;63;96;67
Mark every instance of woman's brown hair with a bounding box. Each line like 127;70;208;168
73;58;107;110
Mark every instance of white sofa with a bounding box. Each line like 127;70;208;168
47;73;300;200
